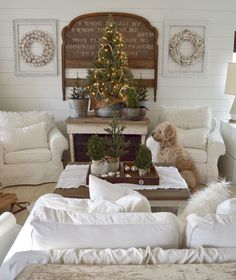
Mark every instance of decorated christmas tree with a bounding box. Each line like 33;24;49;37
87;15;135;107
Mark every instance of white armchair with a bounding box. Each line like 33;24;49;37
146;106;225;184
0;111;68;188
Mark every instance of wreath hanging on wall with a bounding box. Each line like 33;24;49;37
19;30;54;67
169;29;205;66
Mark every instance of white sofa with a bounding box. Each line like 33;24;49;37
0;111;68;188
0;212;21;264
146;106;226;184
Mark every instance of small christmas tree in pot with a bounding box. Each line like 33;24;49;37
87;15;135;117
134;144;152;176
87;135;106;176
122;86;147;121
103;118;130;172
68;74;90;118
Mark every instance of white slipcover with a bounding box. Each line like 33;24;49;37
185;213;236;248
146;106;225;184
31;208;180;250
0;111;68;188
0;212;21;264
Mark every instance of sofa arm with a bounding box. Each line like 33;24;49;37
207;129;226;182
48;127;68;163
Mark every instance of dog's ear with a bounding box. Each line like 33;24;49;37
162;123;176;142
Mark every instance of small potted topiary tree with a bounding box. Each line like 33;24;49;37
103;118;130;172
68;74;90;118
87;134;106;176
134;144;152;176
121;86;147;121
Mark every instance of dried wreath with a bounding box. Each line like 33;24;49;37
19;30;54;67
169;29;205;66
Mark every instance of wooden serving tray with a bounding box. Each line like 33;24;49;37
86;161;159;185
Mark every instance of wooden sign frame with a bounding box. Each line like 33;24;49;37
61;12;158;101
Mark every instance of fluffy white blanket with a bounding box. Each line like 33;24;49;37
1;247;236;280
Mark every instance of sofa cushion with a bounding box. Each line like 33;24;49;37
185;213;236;248
4;148;51;164
0;111;54;130
159;106;212;130
0;122;48;153
176;127;209;150
185;148;207;163
31;208;180;250
217;198;236;215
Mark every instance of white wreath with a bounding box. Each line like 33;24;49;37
19;30;54;67
169;29;205;66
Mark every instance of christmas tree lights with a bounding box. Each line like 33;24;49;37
87;15;135;107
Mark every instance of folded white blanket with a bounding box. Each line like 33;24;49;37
56;165;188;190
1;247;236;280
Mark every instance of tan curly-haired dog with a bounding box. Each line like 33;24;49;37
152;121;199;191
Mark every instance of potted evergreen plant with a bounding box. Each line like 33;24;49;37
87;134;106;176
103;118;130;172
68;74;89;118
134;144;152;176
121;87;147;121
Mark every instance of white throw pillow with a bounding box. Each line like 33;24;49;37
217;198;236;215
159;105;212;130
31;208;180;250
35;193;123;213
89;175;151;212
0;121;48;153
176;127;209;149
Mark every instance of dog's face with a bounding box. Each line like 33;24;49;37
151;122;177;147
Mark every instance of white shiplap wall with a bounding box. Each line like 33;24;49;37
0;0;236;131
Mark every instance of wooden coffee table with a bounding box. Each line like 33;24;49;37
54;186;190;210
54;162;191;212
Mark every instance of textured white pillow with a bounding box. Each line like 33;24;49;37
186;213;236;248
176;127;209;149
0;121;48;153
160;105;212;129
31;208;180;250
89;175;151;212
217;198;236;215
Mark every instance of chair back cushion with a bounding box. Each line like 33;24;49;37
159;106;212;130
1;122;48;153
0;111;54;129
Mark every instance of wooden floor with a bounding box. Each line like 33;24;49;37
1;183;56;225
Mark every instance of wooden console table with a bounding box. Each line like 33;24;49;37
66;116;149;162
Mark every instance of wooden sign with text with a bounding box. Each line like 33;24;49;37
61;13;158;101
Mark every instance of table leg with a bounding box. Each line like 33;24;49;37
69;133;75;162
141;135;146;145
